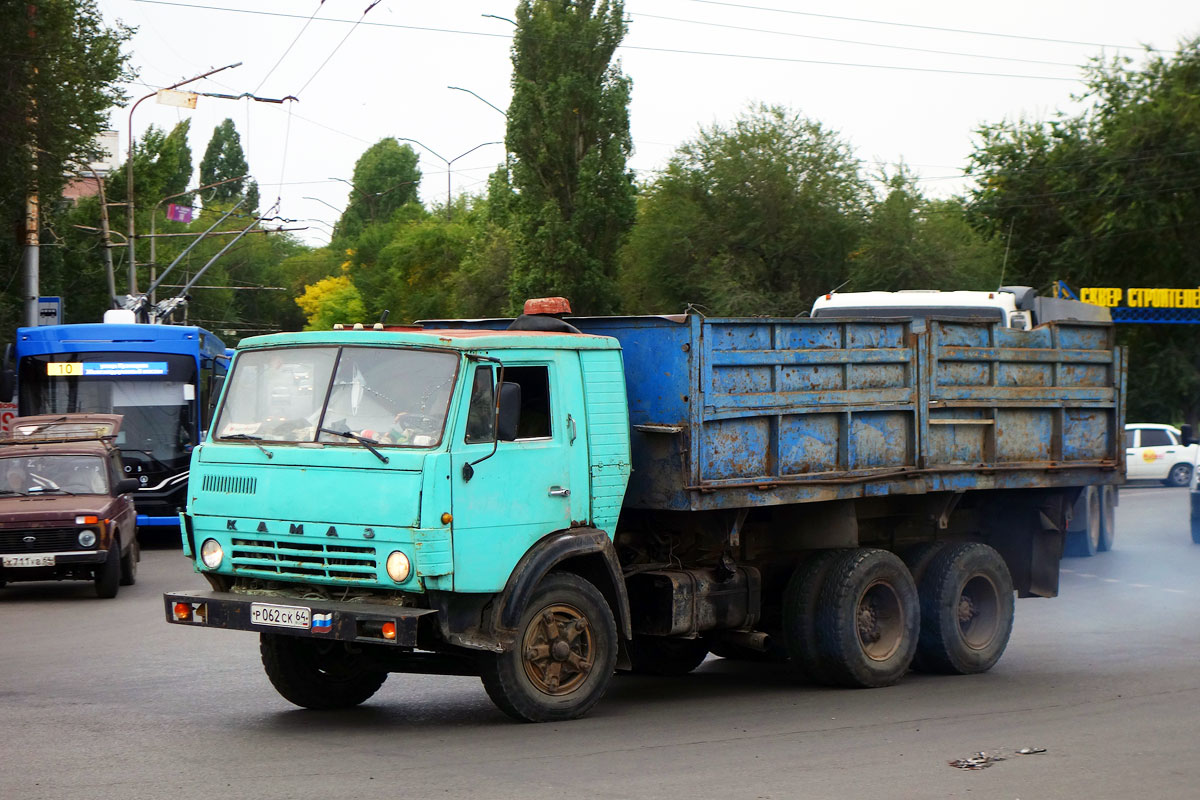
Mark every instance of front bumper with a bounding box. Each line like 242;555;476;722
164;589;437;646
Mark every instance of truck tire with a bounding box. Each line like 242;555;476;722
94;541;121;599
781;549;844;684
119;536;139;586
1065;486;1100;558
811;548;919;688
1098;486;1117;552
480;572;617;723
624;635;710;676
1165;463;1192;488
1193;519;1200;545
901;541;952;672
259;633;388;710
914;542;1014;675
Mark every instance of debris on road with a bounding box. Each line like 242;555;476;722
949;747;1048;769
948;752;1006;770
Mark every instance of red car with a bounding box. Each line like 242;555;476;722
0;414;140;598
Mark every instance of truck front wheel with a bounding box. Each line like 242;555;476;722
812;548;919;688
260;634;388;710
914;542;1014;675
480;572;617;722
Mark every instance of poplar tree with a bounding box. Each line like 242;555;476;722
503;0;636;314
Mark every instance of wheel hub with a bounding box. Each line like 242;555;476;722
856;580;904;661
521;604;594;696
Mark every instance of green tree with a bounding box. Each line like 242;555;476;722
849;169;1002;291
334;139;422;241
503;0;636;314
0;0;130;331
966;39;1200;424
199;118;249;203
619;104;871;315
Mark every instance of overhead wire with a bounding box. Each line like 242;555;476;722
132;0;1094;82
681;0;1172;53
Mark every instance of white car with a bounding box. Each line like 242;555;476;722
1124;423;1198;486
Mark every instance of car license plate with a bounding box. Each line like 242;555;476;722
2;555;55;568
250;603;311;629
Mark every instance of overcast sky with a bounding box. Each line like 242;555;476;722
98;0;1199;247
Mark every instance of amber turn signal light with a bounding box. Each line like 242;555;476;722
173;602;192;621
440;512;452;525
382;622;397;640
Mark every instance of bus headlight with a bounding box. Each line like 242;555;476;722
385;551;411;583
200;539;224;569
77;529;97;548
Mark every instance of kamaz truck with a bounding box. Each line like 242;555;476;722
165;297;1125;722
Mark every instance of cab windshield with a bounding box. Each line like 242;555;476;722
214;346;458;447
0;455;109;496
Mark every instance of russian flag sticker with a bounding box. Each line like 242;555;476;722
311;613;333;633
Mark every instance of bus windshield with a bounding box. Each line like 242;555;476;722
215;346;458;448
18;353;198;469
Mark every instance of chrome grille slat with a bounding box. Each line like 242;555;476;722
229;537;377;583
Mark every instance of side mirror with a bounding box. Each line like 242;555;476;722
497;381;521;441
115;478;140;495
206;373;226;422
1182;424;1195;446
0;369;12;404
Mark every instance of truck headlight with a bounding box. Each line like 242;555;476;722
385;551;411;583
200;538;224;569
77;529;97;547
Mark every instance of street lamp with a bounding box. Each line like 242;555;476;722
394;138;502;218
125;62;242;298
448;86;508;118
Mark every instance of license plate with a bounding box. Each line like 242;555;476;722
2;555;55;568
250;603;311;629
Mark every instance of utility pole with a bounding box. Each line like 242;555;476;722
90;166;118;308
22;2;39;327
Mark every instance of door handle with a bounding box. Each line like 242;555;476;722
548;486;571;497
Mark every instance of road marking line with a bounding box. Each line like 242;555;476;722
1101;578;1120;583
1129;583;1152;588
1077;573;1097;578
1163;588;1187;594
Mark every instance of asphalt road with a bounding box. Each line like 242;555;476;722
2;487;1198;800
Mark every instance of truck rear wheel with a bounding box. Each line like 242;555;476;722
782;549;844;684
259;633;388;710
1098;486;1117;552
480;572;617;722
1065;486;1100;557
624;635;710;676
812;548;919;688
914;542;1014;675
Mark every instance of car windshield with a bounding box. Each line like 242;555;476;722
0;454;109;495
214;346;458;447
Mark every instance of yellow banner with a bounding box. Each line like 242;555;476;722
1080;287;1200;309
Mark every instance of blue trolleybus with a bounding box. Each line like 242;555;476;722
3;323;229;532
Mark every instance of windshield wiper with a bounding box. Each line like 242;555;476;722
220;433;274;459
0;488;29;496
31;486;76;496
319;428;389;463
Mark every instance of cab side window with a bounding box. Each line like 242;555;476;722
504;366;552;440
465;366;495;444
